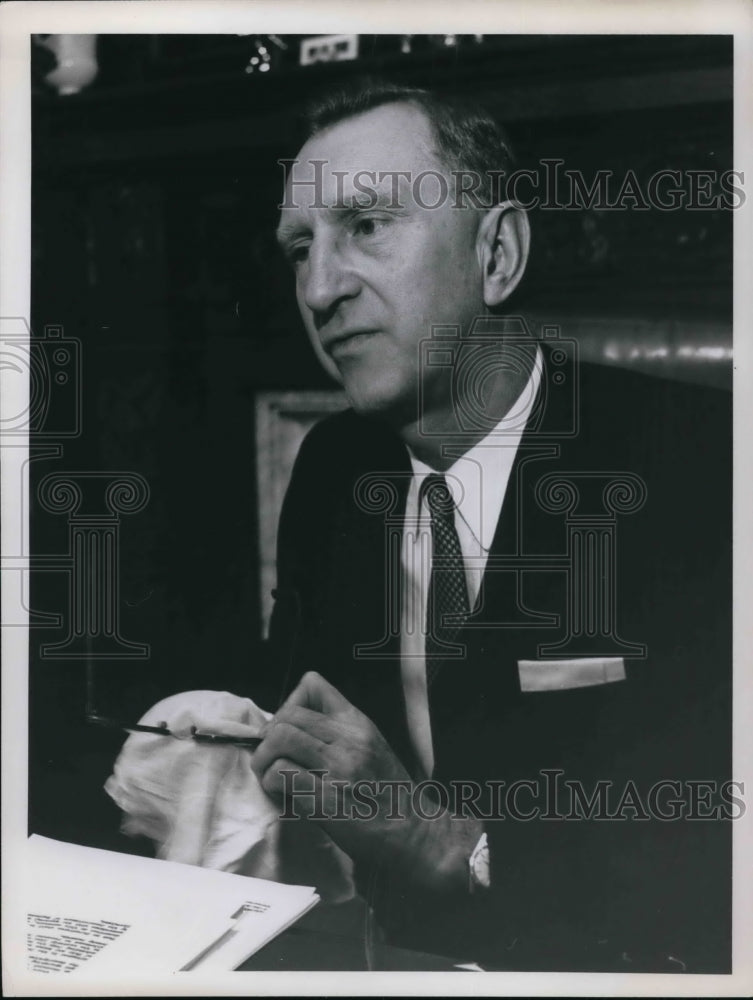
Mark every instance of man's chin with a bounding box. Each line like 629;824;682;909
342;382;416;428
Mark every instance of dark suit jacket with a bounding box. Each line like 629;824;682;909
267;352;732;972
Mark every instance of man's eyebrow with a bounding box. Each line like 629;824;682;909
278;188;409;231
275;188;411;247
339;188;409;211
275;221;310;249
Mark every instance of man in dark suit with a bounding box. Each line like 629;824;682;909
250;81;732;972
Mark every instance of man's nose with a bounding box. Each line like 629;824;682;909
300;239;360;318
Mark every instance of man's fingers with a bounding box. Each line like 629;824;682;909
282;671;355;716
250;719;328;781
257;758;321;804
272;704;341;743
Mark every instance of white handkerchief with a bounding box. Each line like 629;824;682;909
105;690;354;903
517;657;626;693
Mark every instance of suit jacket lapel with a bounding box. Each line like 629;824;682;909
326;428;417;766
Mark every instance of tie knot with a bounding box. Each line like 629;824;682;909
420;474;455;517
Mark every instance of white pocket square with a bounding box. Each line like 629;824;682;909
517;657;626;693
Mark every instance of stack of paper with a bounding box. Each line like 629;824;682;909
24;835;319;976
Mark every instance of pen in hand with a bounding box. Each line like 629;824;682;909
88;714;264;749
189;726;263;749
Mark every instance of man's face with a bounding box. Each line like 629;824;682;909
277;102;486;424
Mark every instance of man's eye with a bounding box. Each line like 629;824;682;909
287;244;310;266
353;216;387;237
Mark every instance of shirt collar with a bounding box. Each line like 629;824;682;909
408;347;542;552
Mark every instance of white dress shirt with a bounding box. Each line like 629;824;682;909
400;352;543;778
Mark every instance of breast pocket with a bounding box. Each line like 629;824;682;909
517;657;626;693
510;658;632;777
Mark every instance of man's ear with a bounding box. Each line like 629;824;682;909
477;203;531;307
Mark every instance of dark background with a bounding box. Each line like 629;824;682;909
28;34;733;850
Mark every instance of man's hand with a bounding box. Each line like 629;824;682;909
250;671;483;892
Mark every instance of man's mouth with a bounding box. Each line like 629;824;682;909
325;330;380;356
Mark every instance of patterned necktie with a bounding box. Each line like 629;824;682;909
420;474;470;688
